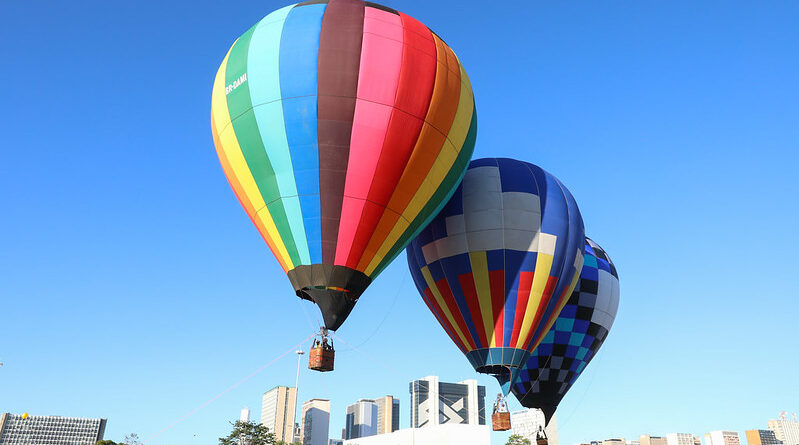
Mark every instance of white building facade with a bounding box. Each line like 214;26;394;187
705;431;741;445
667;433;697;445
261;386;297;444
409;376;485;428
510;409;558;445
346;400;379;439
300;399;330;445
770;417;799;445
342;424;490;445
0;413;106;445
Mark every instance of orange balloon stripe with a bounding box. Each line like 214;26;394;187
212;116;289;272
355;34;462;271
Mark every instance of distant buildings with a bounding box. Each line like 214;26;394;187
240;407;251;422
747;430;784;445
0;413;106;445
301;399;330;445
705;431;740;445
510;409;558;445
345;400;378;439
640;435;668;445
667;433;696;445
261;386;297;444
329;440;344;445
409;376;485;428
341;423;490;445
375;396;400;435
769;415;799;445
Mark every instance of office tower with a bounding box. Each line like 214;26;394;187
261;386;297;443
747;430;784;445
604;439;627;445
0;413;106;445
706;431;741;445
241;407;251;422
409;376;486;428
510;409;558;445
769;414;799;445
641;436;669;445
345;400;378;439
375;396;400;434
300;399;330;445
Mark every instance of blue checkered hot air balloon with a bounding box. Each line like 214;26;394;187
511;238;620;423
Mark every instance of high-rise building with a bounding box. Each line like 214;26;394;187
641;435;669;445
374;396;400;435
604;439;627;445
300;399;330;445
241;407;251;422
510;409;558;445
705;431;741;445
345;400;378;439
0;413;106;445
769;415;799;445
261;386;297;444
409;376;486;428
668;433;697;445
747;429;784;445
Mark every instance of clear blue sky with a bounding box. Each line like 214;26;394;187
1;1;798;444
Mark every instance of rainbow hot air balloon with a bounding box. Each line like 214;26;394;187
406;158;585;394
511;238;620;423
211;0;477;331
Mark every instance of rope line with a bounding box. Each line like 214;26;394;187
143;333;316;444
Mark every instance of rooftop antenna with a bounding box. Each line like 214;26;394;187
793;413;797;423
780;411;788;421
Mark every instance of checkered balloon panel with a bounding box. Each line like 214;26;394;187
511;238;619;417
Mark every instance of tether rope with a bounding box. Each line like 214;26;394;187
143;332;316;444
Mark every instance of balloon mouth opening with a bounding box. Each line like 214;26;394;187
287;265;371;331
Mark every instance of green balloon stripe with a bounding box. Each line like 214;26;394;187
225;24;302;266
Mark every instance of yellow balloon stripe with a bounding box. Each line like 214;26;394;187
515;252;554;349
363;56;475;276
468;251;497;348
527;252;584;350
211;48;293;270
421;266;472;351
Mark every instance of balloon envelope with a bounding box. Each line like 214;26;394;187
406;158;585;393
511;238;620;422
211;0;476;330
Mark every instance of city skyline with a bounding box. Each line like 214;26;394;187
2;0;798;444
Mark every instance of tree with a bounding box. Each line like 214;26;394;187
507;434;532;445
96;441;119;445
219;420;277;445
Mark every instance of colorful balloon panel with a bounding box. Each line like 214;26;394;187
511;238;620;422
211;0;476;330
406;158;585;392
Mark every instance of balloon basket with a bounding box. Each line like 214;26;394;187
491;393;511;431
308;328;335;372
492;412;511;431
